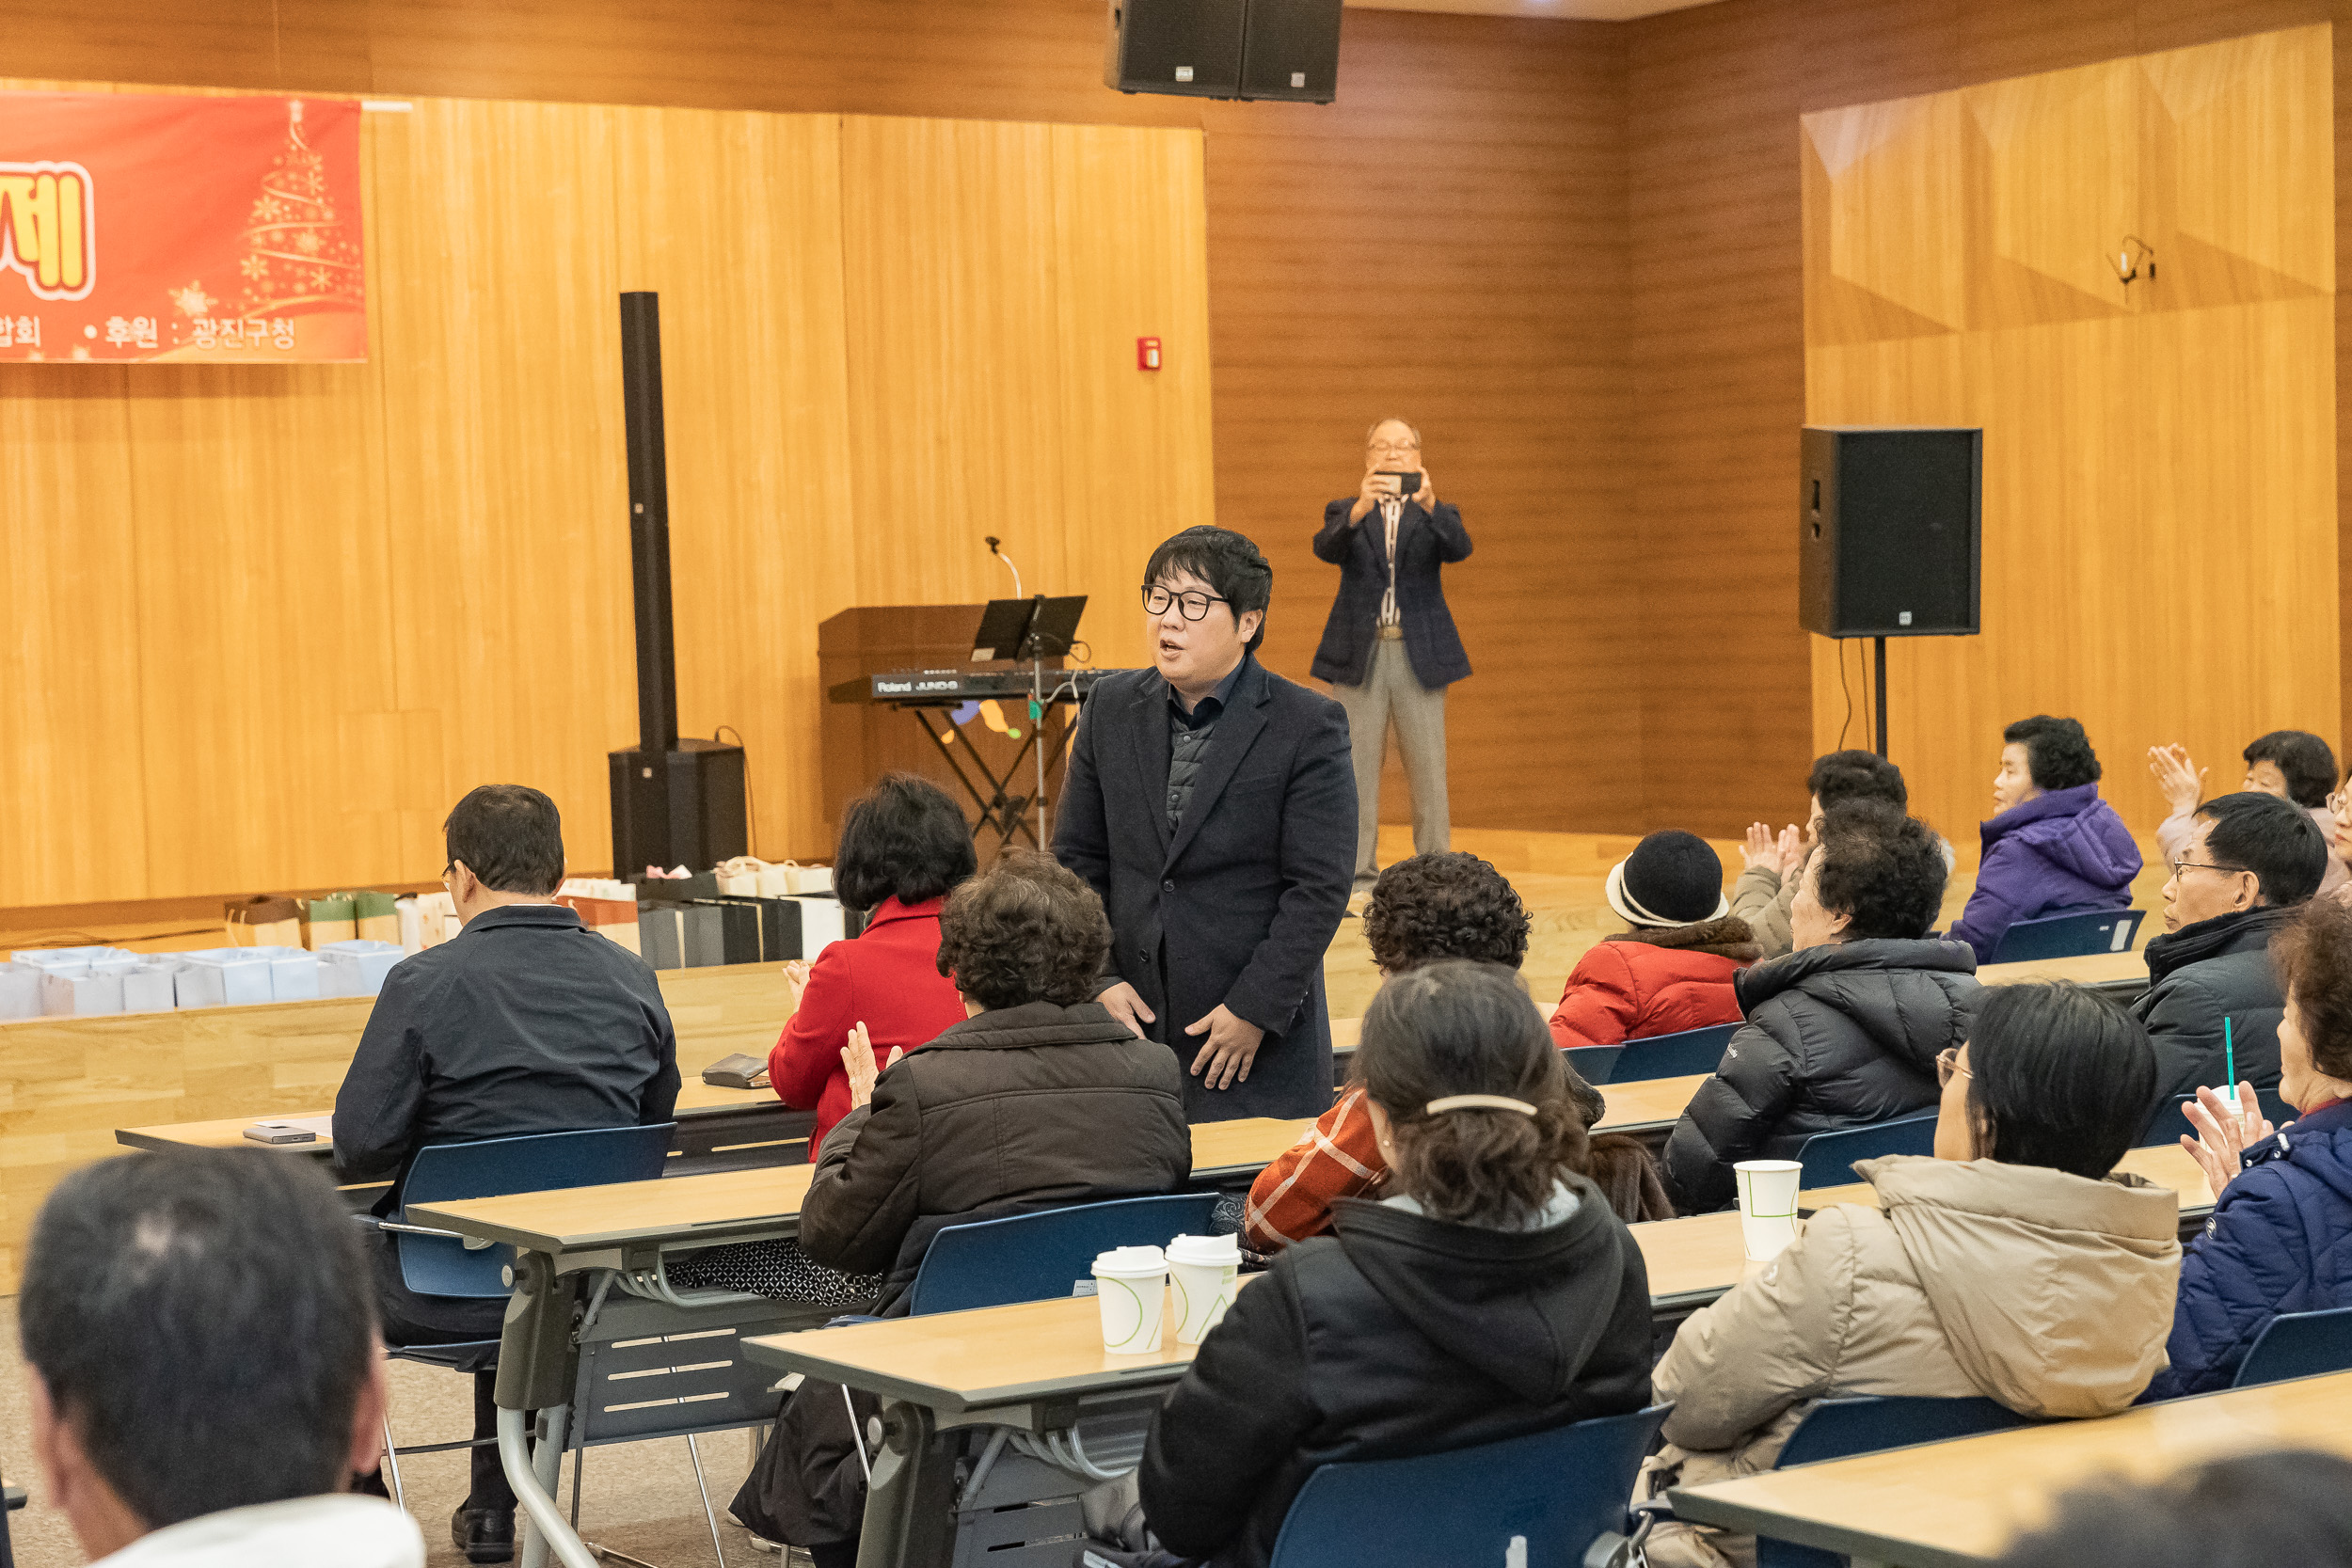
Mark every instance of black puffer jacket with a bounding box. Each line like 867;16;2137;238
796;999;1191;1312
1662;939;1979;1212
2132;904;2296;1104
1139;1180;1653;1568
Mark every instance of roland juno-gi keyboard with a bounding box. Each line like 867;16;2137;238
829;667;1130;705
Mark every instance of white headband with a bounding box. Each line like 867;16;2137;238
1605;857;1731;929
1424;1095;1538;1117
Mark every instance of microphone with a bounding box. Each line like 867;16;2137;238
984;535;1024;599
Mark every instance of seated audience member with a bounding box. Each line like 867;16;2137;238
1247;852;1665;1248
733;852;1191;1565
1138;960;1654;1568
2152;730;2346;896
1734;750;1909;958
1552;830;1758;1048
1999;1452;2352;1568
2132;791;2328;1103
1949;715;2141;962
20;1149;421;1568
1663;801;1976;1212
335;785;678;1564
2142;897;2352;1398
768;772;974;1156
1640;982;2180;1568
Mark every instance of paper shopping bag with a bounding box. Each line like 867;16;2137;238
352;891;400;944
304;895;357;950
226;895;304;949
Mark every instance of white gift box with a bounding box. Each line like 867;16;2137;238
176;949;277;1008
121;962;182;1013
788;896;850;958
254;946;321;1002
0;964;39;1021
317;940;405;998
10;945;139;977
42;970;124;1017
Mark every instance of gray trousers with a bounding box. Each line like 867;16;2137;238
1331;635;1451;892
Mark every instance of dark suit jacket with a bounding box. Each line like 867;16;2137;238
1054;657;1356;1121
1310;498;1472;689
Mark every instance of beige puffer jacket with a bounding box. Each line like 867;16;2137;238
1641;1154;2182;1568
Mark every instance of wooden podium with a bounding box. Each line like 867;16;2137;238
818;604;1076;852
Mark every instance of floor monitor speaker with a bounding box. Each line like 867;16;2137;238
1799;426;1981;639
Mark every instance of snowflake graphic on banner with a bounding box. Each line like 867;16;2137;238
234;100;362;321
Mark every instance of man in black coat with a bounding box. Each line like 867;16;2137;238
1311;419;1472;899
2134;791;2328;1103
1055;526;1356;1122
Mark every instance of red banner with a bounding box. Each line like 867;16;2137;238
0;90;366;363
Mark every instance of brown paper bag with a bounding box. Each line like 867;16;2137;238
225;895;303;949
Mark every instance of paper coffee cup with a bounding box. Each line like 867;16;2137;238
1734;1159;1804;1262
1167;1233;1240;1345
1091;1245;1168;1354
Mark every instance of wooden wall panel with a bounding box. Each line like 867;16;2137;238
1799;26;2337;850
0;368;148;906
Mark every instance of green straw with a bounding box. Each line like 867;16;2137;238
2224;1015;2235;1100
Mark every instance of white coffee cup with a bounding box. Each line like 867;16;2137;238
1733;1159;1804;1261
1091;1245;1168;1354
1166;1232;1240;1344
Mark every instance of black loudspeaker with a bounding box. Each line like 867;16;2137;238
1104;0;1340;103
610;292;747;875
1798;426;1982;639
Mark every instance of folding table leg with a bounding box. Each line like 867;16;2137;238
855;1401;959;1568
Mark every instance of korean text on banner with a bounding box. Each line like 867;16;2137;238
0;90;366;363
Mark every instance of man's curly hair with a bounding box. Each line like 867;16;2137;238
1363;852;1530;974
936;850;1111;1010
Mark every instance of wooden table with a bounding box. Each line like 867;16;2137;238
1669;1370;2352;1567
1978;949;2149;999
116;1076;805;1171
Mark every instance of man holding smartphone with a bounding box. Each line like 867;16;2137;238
1311;418;1473;906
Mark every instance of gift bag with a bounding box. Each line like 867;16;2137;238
304;894;357;950
225;895;303;949
716;856;771;897
352;891;401;945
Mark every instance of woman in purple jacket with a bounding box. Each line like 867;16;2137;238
1949;715;2142;963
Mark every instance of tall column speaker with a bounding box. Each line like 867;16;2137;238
1104;0;1342;103
1798;426;1982;639
609;291;747;876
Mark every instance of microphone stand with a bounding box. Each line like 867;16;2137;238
986;536;1049;847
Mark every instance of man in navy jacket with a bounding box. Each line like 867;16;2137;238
1312;419;1471;899
1055;527;1355;1122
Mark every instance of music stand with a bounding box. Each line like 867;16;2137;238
967;595;1088;844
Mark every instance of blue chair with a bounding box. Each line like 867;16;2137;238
903;1192;1220;1317
2141;1085;2297;1148
1612;1023;1736;1082
1265;1406;1671;1568
1565;1044;1624;1085
1754;1396;2032;1567
2232;1306;2352;1388
367;1123;674;1501
1793;1111;1939;1190
1986;908;2144;964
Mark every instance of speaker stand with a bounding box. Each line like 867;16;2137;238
1873;636;1889;759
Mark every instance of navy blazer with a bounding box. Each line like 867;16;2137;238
1053;657;1356;1122
1309;498;1473;689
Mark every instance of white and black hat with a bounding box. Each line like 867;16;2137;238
1605;831;1730;928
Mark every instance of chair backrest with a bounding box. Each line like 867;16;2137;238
1756;1396;2032;1568
397;1123;675;1298
1611;1023;1736;1081
1793;1111;1939;1190
904;1193;1220;1317
1986;907;2144;964
1563;1044;1623;1086
1265;1406;1670;1568
2141;1085;2297;1148
2232;1306;2352;1388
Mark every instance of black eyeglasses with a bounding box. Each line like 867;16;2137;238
1142;584;1229;621
2169;860;2249;879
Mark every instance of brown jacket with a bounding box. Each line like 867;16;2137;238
796;999;1193;1311
1643;1154;2182;1566
1727;862;1799;960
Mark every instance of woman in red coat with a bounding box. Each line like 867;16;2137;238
1550;831;1761;1049
770;774;975;1154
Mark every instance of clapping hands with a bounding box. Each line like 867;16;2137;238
841;1021;904;1110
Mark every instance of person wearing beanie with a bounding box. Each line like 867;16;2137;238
1549;832;1762;1050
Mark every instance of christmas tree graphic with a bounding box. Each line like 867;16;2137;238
233;99;362;321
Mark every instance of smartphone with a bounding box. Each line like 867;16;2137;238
1375;470;1422;497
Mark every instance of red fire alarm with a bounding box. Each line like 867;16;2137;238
1136;336;1162;371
